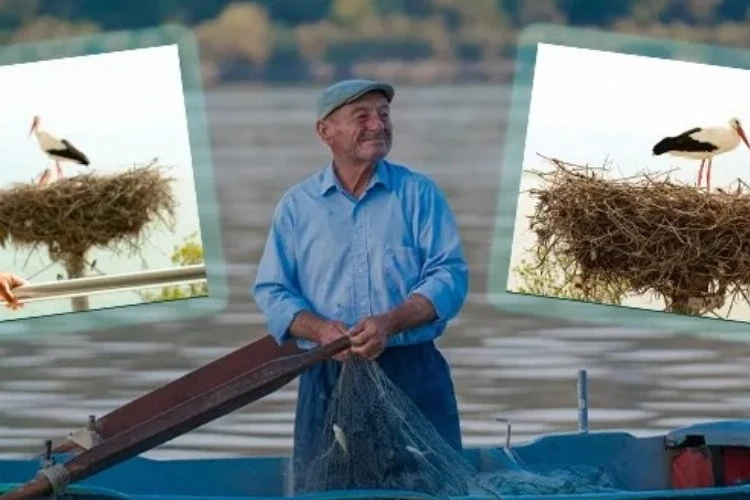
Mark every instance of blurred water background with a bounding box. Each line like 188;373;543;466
2;84;749;459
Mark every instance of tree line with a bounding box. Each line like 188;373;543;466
3;0;750;84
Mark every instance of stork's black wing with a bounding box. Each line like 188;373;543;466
652;127;718;155
49;139;90;165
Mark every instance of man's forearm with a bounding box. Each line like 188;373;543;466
289;294;438;342
288;310;328;343
383;293;437;336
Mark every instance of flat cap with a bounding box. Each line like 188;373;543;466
317;79;395;120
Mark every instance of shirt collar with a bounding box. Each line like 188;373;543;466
319;158;391;196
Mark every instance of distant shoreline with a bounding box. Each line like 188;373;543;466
210;79;515;91
201;59;521;88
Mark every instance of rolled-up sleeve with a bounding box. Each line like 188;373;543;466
252;196;312;344
409;180;468;323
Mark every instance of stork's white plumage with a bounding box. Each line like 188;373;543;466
652;117;750;192
29;115;90;186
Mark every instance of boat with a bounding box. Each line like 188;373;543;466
1;275;749;499
2;419;750;499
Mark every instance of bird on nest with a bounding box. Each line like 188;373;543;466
28;115;91;186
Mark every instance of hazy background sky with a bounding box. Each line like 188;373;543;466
0;44;203;321
508;42;750;322
523;43;750;181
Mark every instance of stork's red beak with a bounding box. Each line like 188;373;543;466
738;124;750;149
28;117;37;136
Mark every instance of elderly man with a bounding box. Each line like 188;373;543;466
251;79;469;485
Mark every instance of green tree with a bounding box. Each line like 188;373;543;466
512;247;626;306
330;0;375;25
141;231;208;303
0;0;41;30
195;2;274;66
264;0;333;26
10;15;98;43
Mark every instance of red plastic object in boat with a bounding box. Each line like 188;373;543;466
722;447;750;486
671;446;714;489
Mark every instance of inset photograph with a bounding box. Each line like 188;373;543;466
0;43;208;322
508;42;750;322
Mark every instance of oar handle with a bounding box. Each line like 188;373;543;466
0;477;50;500
310;334;351;362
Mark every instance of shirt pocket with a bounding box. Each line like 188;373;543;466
382;245;423;299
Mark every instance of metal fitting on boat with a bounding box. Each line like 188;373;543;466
577;369;589;433
495;417;512;448
39;439;53;469
66;414;103;450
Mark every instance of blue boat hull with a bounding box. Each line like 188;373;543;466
3;421;750;499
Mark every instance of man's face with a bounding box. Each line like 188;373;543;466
317;91;392;164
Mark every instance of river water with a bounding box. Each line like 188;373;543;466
0;84;747;460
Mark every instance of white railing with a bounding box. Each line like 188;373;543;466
13;264;207;303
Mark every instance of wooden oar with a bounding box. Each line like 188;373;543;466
0;335;352;500
52;334;302;453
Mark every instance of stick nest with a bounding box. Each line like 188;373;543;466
0;163;177;260
526;156;750;315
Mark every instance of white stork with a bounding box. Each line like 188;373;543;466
29;115;90;185
652;117;750;192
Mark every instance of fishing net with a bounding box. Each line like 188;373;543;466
294;356;622;497
472;464;622;496
295;356;475;496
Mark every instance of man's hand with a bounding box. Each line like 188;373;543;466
317;319;352;362
289;312;352;361
348;314;393;360
0;272;26;311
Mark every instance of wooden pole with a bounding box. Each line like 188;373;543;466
63;252;89;312
665;274;714;316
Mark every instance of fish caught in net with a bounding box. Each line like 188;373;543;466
294;356;622;497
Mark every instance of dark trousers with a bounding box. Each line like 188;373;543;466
292;341;463;493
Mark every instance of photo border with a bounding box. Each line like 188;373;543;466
488;23;750;339
0;24;228;341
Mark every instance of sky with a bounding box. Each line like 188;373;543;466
520;43;750;186
0;44;204;321
508;42;750;322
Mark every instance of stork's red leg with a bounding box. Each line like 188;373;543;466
697;159;706;187
706;158;712;193
38;169;50;186
56;160;63;178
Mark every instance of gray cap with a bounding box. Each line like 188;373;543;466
317;79;395;120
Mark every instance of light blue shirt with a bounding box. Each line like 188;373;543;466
252;159;468;350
